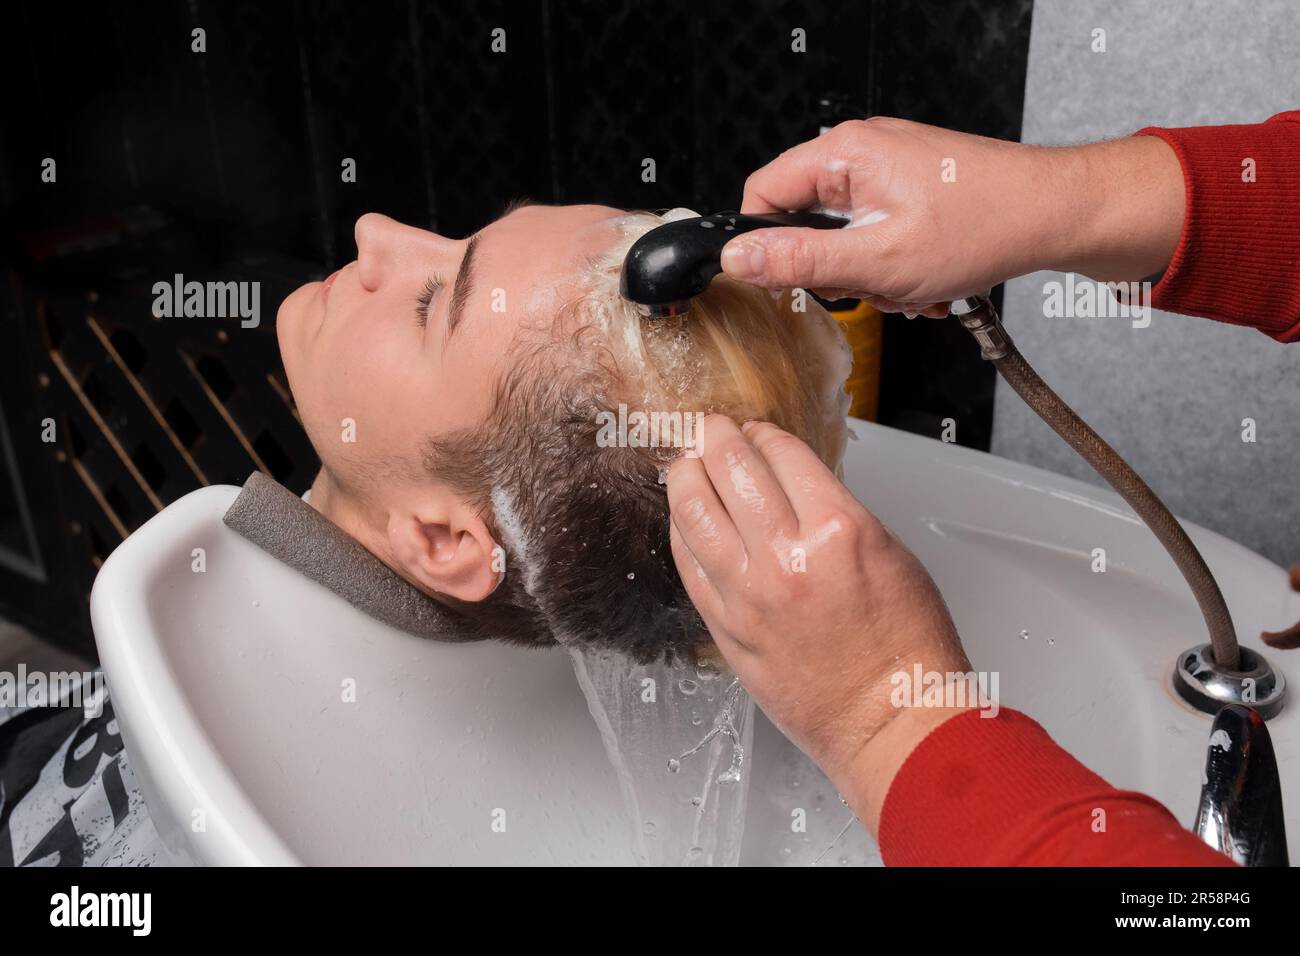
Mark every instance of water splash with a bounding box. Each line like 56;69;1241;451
569;646;755;866
667;677;747;785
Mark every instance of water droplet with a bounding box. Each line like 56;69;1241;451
700;220;715;228
627;572;635;581
678;678;698;695
667;758;681;773
1019;629;1030;640
687;846;704;860
643;820;657;835
1047;638;1055;646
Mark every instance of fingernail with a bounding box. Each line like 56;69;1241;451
722;241;765;280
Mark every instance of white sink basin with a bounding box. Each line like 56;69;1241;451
90;419;1300;865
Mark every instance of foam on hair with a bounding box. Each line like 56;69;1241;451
575;210;850;472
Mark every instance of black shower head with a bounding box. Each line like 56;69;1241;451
619;210;849;317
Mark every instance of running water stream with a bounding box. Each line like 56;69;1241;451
569;645;755;866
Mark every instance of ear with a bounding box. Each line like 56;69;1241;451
386;497;503;603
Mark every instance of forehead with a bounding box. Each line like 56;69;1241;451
479;203;622;266
446;203;626;393
469;203;625;325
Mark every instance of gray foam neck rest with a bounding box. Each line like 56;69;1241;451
222;470;483;643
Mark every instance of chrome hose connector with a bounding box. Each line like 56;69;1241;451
951;295;1012;361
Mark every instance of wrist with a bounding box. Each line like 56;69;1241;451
834;701;977;837
822;635;979;834
1005;142;1096;279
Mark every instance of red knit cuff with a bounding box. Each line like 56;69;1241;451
880;709;1102;865
877;708;1234;867
1135;112;1300;342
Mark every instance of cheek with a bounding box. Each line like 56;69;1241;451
320;323;435;467
283;288;445;474
309;344;382;459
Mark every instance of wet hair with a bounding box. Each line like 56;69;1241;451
423;212;849;662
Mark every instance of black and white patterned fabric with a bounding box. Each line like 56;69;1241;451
0;676;164;867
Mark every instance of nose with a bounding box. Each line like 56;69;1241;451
354;213;456;293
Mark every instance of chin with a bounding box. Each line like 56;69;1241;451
273;295;306;402
275;282;320;361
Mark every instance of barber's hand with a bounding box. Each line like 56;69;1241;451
720;117;1184;316
667;415;972;818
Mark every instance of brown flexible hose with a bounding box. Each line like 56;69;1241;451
993;345;1241;670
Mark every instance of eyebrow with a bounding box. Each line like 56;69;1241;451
445;234;479;343
444;198;537;343
501;195;537;217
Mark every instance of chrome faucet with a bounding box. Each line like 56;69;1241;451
1193;704;1289;866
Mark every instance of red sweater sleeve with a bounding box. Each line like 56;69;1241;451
1136;110;1300;342
878;709;1236;867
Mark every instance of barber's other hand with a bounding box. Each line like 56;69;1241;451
721;117;1184;316
666;415;971;812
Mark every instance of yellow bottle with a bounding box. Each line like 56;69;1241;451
830;300;884;421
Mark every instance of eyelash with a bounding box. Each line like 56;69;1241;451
415;276;444;328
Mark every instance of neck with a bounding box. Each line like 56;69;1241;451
307;468;389;560
306;468;448;604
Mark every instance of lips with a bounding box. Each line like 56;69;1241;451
321;267;342;306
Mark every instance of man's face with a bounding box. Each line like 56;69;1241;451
276;204;624;493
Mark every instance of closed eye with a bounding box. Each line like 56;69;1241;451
415;275;444;328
